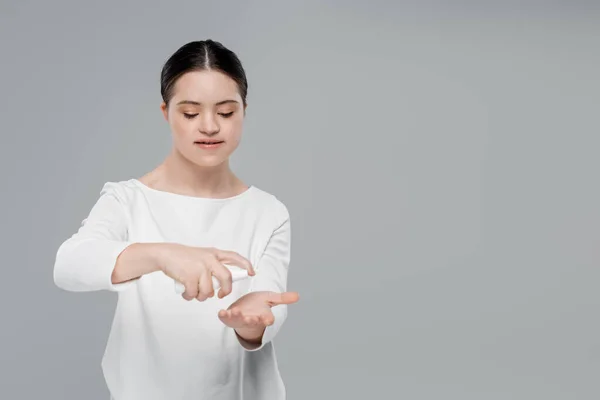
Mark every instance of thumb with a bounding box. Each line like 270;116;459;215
266;291;300;306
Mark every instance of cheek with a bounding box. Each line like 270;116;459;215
222;118;243;140
170;117;192;138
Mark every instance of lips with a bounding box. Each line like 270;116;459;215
194;140;224;149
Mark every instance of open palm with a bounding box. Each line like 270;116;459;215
218;291;299;334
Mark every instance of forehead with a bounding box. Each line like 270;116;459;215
171;70;241;104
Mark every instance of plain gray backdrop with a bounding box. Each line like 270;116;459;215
1;1;599;399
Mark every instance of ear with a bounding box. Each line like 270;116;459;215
243;103;248;116
160;102;168;121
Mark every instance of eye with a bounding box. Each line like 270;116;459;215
219;112;234;118
183;113;198;119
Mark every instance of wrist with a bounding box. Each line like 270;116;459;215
235;326;265;344
112;242;164;284
147;242;171;273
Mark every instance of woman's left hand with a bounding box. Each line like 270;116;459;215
218;291;300;345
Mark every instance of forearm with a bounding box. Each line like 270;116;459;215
54;237;134;292
111;242;166;284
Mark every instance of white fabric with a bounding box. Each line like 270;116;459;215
54;179;293;400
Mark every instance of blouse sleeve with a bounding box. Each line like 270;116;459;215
240;207;293;351
53;183;136;292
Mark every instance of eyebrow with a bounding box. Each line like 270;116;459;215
176;99;239;106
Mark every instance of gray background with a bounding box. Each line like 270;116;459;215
1;1;599;399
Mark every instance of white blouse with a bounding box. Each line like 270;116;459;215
53;179;293;400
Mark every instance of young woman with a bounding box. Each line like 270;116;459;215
53;39;300;400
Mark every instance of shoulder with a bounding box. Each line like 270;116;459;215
247;185;291;225
98;178;141;205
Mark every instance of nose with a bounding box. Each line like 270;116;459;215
198;114;219;136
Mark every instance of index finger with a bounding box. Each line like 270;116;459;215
215;250;255;276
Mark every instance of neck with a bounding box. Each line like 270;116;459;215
149;149;245;198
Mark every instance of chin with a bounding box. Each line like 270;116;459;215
187;155;229;168
175;144;236;168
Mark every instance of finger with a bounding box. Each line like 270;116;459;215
197;270;213;301
266;291;300;306
181;276;199;301
221;309;243;327
218;309;236;327
259;312;274;326
215;250;255;276
211;263;233;298
218;309;233;323
231;308;242;319
243;315;259;327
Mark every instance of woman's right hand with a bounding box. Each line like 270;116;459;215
156;243;255;301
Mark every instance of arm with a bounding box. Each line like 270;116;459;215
53;183;160;292
236;212;293;351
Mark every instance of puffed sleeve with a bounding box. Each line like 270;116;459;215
239;205;293;351
53;182;136;292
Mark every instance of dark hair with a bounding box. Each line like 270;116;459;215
160;39;248;107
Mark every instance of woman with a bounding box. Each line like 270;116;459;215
53;39;300;400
